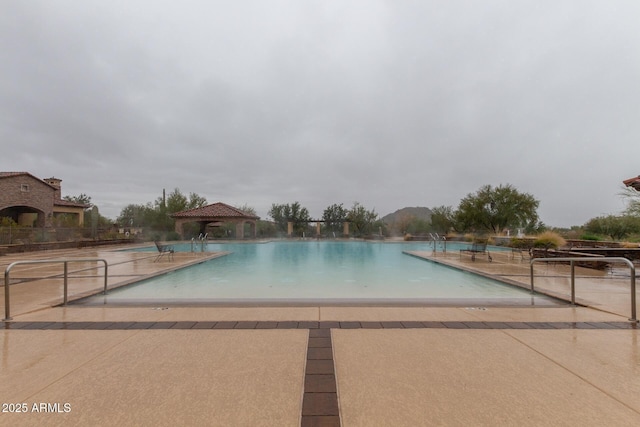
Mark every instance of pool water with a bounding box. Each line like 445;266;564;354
81;241;559;306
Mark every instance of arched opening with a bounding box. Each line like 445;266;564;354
0;205;46;227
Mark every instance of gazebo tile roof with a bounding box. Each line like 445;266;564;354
171;202;259;219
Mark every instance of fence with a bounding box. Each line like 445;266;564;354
0;226;119;245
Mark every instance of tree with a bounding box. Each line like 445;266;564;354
454;184;539;234
63;193;92;206
430;205;456;233
621;187;640;217
62;193;111;226
117;204;154;228
347;202;380;237
322;203;348;235
268;202;311;236
235;204;257;216
117;188;207;232
584;215;640;241
268;204;289;233
404;217;431;235
389;214;415;236
188;192;208;210
152;188;208;232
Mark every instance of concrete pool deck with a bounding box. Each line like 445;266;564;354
1;244;640;426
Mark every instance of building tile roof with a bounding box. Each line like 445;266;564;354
0;172;30;178
0;172;56;189
623;176;640;191
171;202;259;219
54;199;90;208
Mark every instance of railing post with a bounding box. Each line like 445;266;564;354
3;258;109;322
630;264;636;322
531;257;637;322
63;261;69;305
104;261;108;295
530;262;535;294
570;260;575;306
4;267;11;321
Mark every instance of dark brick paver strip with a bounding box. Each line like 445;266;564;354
254;321;278;329
171;321;197;329
298;321;319;329
191;321;217;329
276;321;298;329
307;347;333;360
401;321;424;328
3;321;637;330
234;321;258;329
308;337;331;348
302;329;340;427
360;321;383;329
381;321;404;328
212;321;237;329
339;321;361;329
305;360;335;375
126;322;156;329
149;322;177;329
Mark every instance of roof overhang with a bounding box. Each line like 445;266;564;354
623;176;640;191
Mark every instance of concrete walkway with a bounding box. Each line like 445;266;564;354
1;244;639;426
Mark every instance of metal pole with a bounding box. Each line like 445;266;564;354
630;264;636;322
63;261;68;305
530;262;535;294
570;260;575;306
3;258;108;322
104;262;108;295
531;257;637;322
4;267;11;321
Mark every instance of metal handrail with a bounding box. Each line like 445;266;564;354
530;257;637;321
3;258;108;321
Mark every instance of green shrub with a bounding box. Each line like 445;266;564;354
166;231;181;241
533;231;566;249
0;217;19;227
580;233;601;241
509;238;532;249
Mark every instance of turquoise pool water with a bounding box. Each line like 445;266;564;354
80;241;560;306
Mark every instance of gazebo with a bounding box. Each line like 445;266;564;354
171;202;259;239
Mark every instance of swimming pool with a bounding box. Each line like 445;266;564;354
80;241;559;306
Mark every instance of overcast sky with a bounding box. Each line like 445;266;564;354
2;1;639;227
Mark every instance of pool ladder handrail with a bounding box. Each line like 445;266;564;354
192;235;208;252
530;257;637;321
3;258;108;321
429;233;447;254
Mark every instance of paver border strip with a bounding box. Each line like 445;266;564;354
2;321;638;330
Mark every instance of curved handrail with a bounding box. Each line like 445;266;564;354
530;257;636;321
3;258;108;321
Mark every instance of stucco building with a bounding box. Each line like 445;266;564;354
0;172;88;227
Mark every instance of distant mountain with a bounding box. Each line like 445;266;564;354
381;207;433;224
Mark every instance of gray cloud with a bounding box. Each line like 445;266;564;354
1;0;638;226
